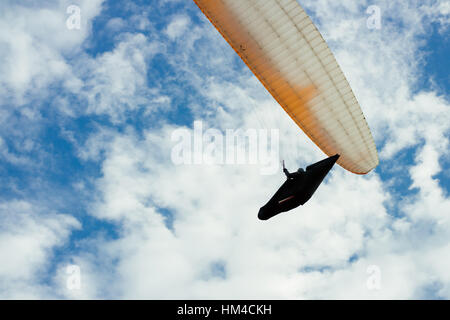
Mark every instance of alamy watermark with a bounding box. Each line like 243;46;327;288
171;121;280;175
66;264;81;290
366;5;382;30
366;265;382;291
66;5;81;30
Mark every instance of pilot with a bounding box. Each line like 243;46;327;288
282;161;305;179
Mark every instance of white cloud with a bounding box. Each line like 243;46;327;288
0;0;106;168
0;200;80;299
165;15;191;40
0;0;104;104
106;17;126;32
75;33;164;121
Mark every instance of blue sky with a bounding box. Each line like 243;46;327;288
0;0;449;299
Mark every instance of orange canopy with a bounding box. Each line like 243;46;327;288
193;0;379;174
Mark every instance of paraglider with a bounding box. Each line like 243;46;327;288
193;0;379;219
258;155;339;220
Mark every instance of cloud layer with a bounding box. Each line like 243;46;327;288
0;0;449;299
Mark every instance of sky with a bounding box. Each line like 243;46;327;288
0;0;449;299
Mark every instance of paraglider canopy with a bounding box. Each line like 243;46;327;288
193;0;379;174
